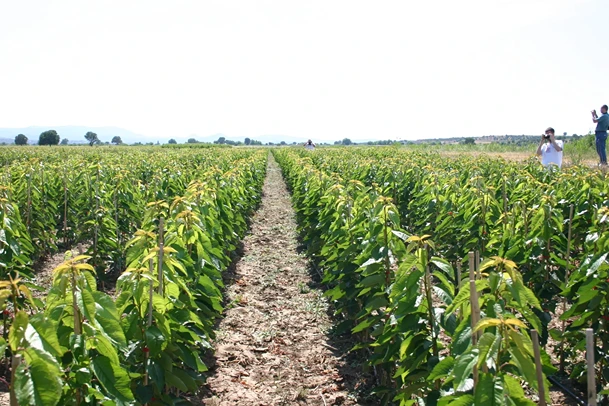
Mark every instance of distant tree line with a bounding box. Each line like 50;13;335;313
10;129;129;146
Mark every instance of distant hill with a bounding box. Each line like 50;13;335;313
0;126;148;144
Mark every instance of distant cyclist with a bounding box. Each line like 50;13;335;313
304;139;316;150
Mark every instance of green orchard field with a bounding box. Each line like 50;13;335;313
1;144;608;405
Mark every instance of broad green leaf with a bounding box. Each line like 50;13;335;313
474;373;503;405
145;326;166;357
428;356;455;381
9;310;28;351
477;332;500;369
92;291;127;347
15;347;62;406
91;355;135;402
453;349;478;392
26;314;64;357
447;394;474;406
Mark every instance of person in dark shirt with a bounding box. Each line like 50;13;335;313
592;105;609;165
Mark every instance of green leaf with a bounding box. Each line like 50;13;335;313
149;360;165;389
447;394;474;406
76;288;97;324
87;333;120;366
9;310;28;351
428;356;455;381
145;326;166;357
0;337;6;356
15;347;63;406
91;355;135;402
26;314;65;357
474;373;503;405
431;258;455;295
453;349;478;392
503;374;526;398
508;331;538;391
477;332;500;369
166;372;189;392
92;291;127;347
358;274;385;288
173;368;199;391
352;315;380;333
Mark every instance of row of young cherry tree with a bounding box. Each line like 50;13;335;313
0;146;267;404
276;147;609;405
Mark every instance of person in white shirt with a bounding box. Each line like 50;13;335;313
304;139;316;150
536;127;563;168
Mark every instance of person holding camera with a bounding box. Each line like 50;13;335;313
536;127;563;168
591;105;609;166
304;139;316;150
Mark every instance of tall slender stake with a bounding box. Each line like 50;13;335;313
72;271;82;335
147;258;154;327
468;252;480;386
26;173;32;231
560;204;574;373
424;261;438;358
502;177;508;223
9;354;21;406
144;258;153;389
456;261;463;290
586;328;597;406
63;169;68;246
531;330;547;406
468;252;476;284
157;217;165;295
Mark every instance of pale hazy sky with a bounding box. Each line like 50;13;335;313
0;0;606;141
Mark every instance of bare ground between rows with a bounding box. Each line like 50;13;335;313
200;155;373;406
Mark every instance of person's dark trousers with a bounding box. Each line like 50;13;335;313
596;131;608;164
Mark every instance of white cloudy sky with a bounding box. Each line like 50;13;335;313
0;0;605;141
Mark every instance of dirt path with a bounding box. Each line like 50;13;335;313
202;155;364;406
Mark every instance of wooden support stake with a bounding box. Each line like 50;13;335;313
586;328;597;406
469;251;480;377
468;252;476;282
456;261;466;321
147;258;154;327
144;259;152;389
425;263;438;358
63;171;68;246
9;354;22;406
468;253;480;337
157;217;165;296
469;252;482;385
531;330;547;406
560;204;575;373
469;277;479;387
502;177;508;215
565;204;575;280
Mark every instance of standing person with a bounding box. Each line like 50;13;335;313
536;127;563;168
592;105;609;166
304;139;316;150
